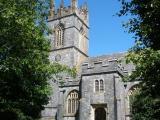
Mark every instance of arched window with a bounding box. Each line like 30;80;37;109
67;90;79;114
100;80;104;92
54;24;64;47
95;80;99;92
126;85;139;120
95;79;104;92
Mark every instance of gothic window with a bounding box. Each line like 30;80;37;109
54;24;64;47
95;79;104;92
95;80;99;92
126;85;139;120
100;80;104;92
67;90;79;114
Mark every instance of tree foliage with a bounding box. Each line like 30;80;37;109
118;0;160;119
0;0;76;120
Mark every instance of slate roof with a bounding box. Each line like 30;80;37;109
81;52;135;76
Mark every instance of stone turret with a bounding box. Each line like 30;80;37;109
48;0;88;25
60;0;64;8
71;0;77;12
49;0;55;18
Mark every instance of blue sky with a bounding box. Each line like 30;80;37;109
55;0;134;56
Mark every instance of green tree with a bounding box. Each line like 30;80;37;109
0;0;75;120
118;0;160;120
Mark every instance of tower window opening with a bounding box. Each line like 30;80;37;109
100;80;104;92
95;80;99;92
54;24;64;47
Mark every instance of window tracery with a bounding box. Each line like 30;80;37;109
67;90;79;114
126;85;140;120
54;24;64;47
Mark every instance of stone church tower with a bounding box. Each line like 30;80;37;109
48;0;89;70
41;0;138;120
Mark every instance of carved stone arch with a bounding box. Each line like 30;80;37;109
55;23;64;31
65;89;79;100
128;85;139;96
126;81;140;92
91;104;108;120
59;22;65;29
66;90;79;115
125;84;140;120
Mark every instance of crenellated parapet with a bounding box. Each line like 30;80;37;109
81;53;135;76
49;0;88;24
81;59;124;75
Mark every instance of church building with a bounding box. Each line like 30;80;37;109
41;0;138;120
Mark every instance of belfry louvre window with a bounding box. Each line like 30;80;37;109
54;24;64;47
67;90;79;114
100;80;104;91
95;79;104;92
95;80;99;92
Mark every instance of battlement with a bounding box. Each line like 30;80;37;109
80;53;136;76
81;58;126;75
49;0;88;24
82;58;117;69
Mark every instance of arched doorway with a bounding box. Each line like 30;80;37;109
95;108;106;120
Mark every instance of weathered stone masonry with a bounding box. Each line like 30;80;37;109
41;0;138;120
